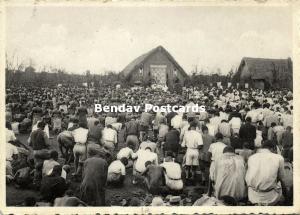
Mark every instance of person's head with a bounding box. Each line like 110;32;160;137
215;132;223;141
164;151;174;161
243;141;251;149
145;146;152;152
286;126;292;132
51;165;62;177
271;122;276;128
145;160;152;168
37;121;46;130
189;121;198;130
246;117;252;123
94;120;100;126
223;146;234;154
50;150;59;161
262;140;276;150
126;140;135;150
120;157;128;166
202;125;208;134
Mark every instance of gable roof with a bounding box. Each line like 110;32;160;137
121;46;188;78
235;57;292;80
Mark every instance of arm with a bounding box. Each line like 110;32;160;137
43;132;50;147
278;158;287;199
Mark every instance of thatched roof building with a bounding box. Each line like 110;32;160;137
233;57;293;90
121;46;188;88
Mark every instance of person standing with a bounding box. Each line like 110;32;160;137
181;121;203;180
239;117;256;150
72;122;89;176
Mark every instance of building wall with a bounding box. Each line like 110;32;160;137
128;50;186;88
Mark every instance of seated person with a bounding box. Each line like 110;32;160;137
42;150;67;179
143;161;165;195
160;152;184;193
40;165;68;203
116;141;135;167
132;147;158;184
107;158;128;187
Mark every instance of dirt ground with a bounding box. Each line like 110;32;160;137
7;132;204;206
6;132;151;206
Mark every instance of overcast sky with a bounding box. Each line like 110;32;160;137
6;6;292;75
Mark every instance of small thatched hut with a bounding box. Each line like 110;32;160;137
233;57;293;90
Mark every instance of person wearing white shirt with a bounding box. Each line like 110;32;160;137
107;158;128;186
181;121;203;179
6;127;17;143
229;117;241;134
160;152;183;192
208;133;227;182
72;122;89;176
43;150;67;179
132;147;158;184
171;114;183;130
246;140;287;205
102;125;118;152
6;142;19;176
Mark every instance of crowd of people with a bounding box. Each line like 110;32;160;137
5;84;293;206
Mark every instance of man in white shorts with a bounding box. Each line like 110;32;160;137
72;122;89;176
181;121;203;180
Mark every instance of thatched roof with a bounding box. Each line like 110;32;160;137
121;45;188;78
235;57;292;81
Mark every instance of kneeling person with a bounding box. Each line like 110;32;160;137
160;152;183;193
107;158;128;186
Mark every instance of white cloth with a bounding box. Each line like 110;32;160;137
229;117;241;132
102;127;118;144
171;115;182;129
108;160;126;175
72;127;89;144
6;128;16;143
6;143;19;161
160;161;183;190
245;149;285;205
117;147;134;160
181;130;203;148
133;150;158;173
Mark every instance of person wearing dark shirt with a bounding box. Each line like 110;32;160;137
239;117;256;150
29;121;50;188
143;162;165;195
163;126;180;158
40;165;68;203
230;133;243;150
76;105;88;129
